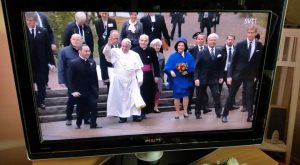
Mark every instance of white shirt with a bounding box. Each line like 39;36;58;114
150;15;156;22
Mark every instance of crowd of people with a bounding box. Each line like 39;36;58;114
25;11;263;129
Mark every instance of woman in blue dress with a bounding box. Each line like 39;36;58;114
164;38;195;119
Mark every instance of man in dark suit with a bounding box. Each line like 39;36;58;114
198;12;216;36
222;25;263;123
94;12;117;52
169;12;186;40
35;11;57;90
194;33;224;119
188;32;211;114
58;34;91;126
63;12;94;58
67;44;100;129
99;30;120;92
219;34;239;110
35;12;56;50
25;12;56;109
140;12;170;51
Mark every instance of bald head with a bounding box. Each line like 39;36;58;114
70;33;83;49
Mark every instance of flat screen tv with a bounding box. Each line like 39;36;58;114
1;0;287;160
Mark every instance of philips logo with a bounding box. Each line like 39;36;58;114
145;138;163;143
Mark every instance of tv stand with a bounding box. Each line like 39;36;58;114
135;151;164;165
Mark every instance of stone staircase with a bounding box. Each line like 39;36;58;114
39;86;178;123
39;85;242;123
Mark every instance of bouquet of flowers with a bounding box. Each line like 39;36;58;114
176;63;188;73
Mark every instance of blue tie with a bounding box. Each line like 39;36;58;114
210;48;214;58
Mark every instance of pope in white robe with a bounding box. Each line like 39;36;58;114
103;38;145;120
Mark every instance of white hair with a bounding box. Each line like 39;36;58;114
207;33;219;40
150;38;162;47
122;38;132;45
139;34;149;41
75;12;86;22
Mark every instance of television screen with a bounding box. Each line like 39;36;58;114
1;0;287;160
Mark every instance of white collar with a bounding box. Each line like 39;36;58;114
79;55;88;61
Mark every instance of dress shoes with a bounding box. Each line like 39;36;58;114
229;105;240;111
75;125;81;129
222;116;228;123
46;84;51;90
133;116;142;122
203;109;212;114
216;114;222;118
153;109;161;113
195;114;202;119
66;120;72;126
187;110;192;114
247;116;253;122
174;116;179;119
241;107;248;112
39;104;46;110
183;114;189;118
90;125;102;129
118;120;127;123
119;117;127;123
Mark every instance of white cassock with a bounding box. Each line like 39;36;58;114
103;45;145;118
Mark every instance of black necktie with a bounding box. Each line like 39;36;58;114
103;25;107;39
199;46;203;51
248;41;252;60
30;29;34;38
228;47;232;62
79;26;83;37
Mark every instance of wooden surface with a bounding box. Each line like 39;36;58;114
32;156;111;165
191;146;278;165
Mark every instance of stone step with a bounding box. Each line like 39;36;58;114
46;87;108;98
38;105;196;123
45;85;171;98
39;111;107;123
40;97;182;116
44;90;174;106
44;94;108;106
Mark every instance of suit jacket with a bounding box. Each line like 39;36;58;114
228;39;263;80
170;12;186;24
198;12;216;27
94;18;117;49
67;57;99;98
194;47;224;85
189;45;207;60
63;21;94;53
27;26;55;83
140;14;170;46
36;12;55;44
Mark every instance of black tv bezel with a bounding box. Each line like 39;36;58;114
1;0;287;160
